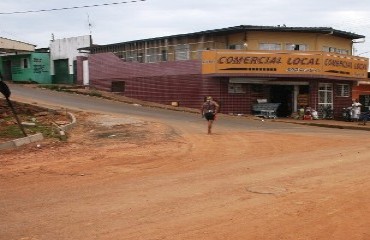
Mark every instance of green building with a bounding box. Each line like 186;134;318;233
1;52;51;84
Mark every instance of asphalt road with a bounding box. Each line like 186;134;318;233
7;83;368;136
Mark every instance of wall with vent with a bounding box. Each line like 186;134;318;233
83;53;226;111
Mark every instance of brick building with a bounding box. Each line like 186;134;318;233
77;25;369;118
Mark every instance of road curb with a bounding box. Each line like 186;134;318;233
272;119;370;131
0;133;44;150
0;112;77;150
60;112;77;132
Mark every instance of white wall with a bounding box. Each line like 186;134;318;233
49;35;91;75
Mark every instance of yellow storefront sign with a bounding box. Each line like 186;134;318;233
202;50;369;79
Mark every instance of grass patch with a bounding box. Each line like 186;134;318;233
0;125;26;139
0;123;59;140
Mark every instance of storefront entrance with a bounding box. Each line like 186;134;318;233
270;85;293;117
318;83;333;118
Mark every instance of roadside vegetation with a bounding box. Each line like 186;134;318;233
0;99;69;142
39;84;102;97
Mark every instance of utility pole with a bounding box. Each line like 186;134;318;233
0;77;27;137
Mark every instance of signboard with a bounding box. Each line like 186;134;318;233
297;94;309;107
202;50;369;79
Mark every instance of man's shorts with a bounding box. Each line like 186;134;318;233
204;112;215;121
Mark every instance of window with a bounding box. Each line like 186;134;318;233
117;52;124;59
337;49;349;55
318;83;333;117
259;43;281;50
146;48;157;63
323;46;337;53
126;51;137;62
21;58;29;69
175;44;190;60
228;83;246;94
161;50;168;62
138;53;144;63
337;84;350;97
323;46;349;55
229;44;243;50
285;43;308;51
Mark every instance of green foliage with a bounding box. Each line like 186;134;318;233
0;123;59;140
0;125;25;139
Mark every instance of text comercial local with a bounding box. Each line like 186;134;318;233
217;56;366;69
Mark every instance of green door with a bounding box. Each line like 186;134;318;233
53;59;73;84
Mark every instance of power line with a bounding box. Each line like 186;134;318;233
0;0;146;15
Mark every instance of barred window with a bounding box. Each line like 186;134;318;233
322;46;349;55
146;48;158;63
259;43;281;50
175;44;190;60
285;43;308;51
337;84;350;97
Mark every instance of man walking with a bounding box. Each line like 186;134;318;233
201;96;220;134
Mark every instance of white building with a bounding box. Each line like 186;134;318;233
49;35;91;84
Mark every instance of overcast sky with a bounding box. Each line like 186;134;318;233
1;0;370;57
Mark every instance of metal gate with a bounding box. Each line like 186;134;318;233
53;59;71;84
318;83;333;119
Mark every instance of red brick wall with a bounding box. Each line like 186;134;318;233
83;53;356;116
87;53;223;110
333;81;354;119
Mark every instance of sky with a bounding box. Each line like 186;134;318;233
1;0;370;57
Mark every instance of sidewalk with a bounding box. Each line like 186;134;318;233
272;118;370;131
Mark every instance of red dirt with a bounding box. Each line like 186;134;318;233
1;110;370;240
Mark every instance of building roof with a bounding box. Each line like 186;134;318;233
81;25;365;51
0;37;36;53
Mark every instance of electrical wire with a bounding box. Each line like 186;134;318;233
0;0;146;15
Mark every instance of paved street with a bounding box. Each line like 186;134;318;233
8;84;370;137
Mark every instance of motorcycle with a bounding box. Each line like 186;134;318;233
342;107;352;121
359;111;370;125
322;105;333;119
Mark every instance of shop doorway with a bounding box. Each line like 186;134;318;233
318;83;333;118
270;85;293;117
53;59;71;84
2;60;12;81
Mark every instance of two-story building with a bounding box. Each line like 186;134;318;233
77;25;369;118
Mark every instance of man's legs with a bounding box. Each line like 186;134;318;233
208;120;213;134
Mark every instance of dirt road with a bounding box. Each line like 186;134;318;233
2;110;370;240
